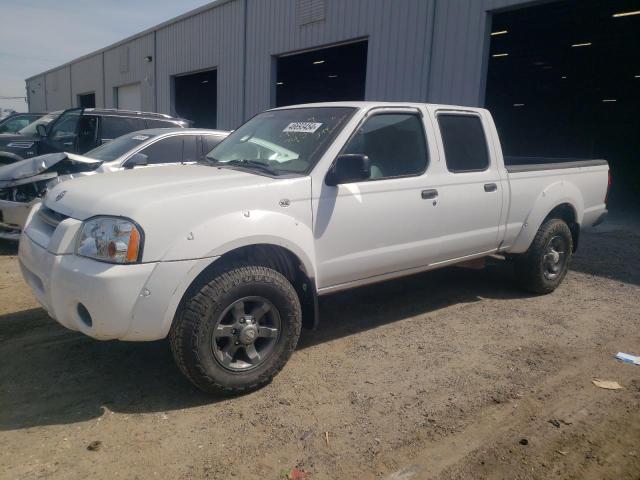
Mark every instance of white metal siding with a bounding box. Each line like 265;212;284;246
71;54;104;108
44;67;71;111
27;0;538;116
155;0;245;129
244;0;435;118
26;77;47;112
103;33;155;111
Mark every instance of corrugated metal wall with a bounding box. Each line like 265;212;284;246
44;67;71;111
155;0;245;129
103;33;155;111
26;76;47;112
244;0;435;118
70;54;104;107
26;0;537;124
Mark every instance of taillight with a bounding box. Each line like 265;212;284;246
605;170;612;207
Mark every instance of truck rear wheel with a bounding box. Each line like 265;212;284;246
515;218;573;294
170;264;302;394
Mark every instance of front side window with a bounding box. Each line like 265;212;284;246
182;135;198;163
138;136;183;164
48;110;81;141
84;132;157;162
0;116;31;133
202;134;225;153
206;107;355;175
18;111;60;135
437;114;490;173
342;113;428;179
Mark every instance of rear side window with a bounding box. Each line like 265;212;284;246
437;114;489;173
101;116;145;140
342;113;428;180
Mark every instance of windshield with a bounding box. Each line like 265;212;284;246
84;132;157;162
206;107;355;175
18;111;61;135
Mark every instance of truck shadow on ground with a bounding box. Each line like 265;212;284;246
1;224;636;431
0;262;528;431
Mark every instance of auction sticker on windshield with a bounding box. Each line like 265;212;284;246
283;122;323;133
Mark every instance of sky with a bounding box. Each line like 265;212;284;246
0;0;213;112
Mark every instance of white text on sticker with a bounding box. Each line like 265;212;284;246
283;122;323;133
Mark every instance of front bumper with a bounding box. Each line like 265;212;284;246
18;230;216;341
0;199;39;240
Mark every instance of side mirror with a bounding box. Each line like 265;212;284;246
124;153;148;169
36;124;48;137
325;154;371;186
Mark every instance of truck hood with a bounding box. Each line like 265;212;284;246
0;152;100;188
45;164;281;221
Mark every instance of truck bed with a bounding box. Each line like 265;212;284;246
504;156;608;173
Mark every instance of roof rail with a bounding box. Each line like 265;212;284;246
84;108;175;119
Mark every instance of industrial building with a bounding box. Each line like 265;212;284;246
25;0;640;200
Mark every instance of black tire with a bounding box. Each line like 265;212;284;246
170;264;302;394
515;218;573;294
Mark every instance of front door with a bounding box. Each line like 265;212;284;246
39;108;83;154
313;109;441;290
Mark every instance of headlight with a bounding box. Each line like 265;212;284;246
76;216;143;264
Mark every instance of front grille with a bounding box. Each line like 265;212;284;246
38;206;69;228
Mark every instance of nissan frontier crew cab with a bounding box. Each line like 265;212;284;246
18;102;610;394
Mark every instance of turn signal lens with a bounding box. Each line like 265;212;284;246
126;227;141;263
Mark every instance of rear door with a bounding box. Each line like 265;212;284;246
428;108;503;261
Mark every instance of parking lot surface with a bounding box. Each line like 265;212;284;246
1;214;639;479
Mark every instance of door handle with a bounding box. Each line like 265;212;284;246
421;189;438;199
484;183;497;192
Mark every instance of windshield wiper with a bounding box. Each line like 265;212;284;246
219;159;280;176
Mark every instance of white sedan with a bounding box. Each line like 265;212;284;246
0;128;229;240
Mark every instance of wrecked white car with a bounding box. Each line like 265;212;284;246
0;128;228;240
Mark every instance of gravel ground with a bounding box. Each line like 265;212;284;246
0;214;639;480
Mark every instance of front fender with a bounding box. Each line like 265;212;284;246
160;209;317;279
509;180;584;253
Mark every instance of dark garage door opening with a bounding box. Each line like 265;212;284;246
78;92;95;108
485;0;640;204
276;40;368;107
173;69;217;128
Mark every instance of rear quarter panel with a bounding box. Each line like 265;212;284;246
504;164;608;253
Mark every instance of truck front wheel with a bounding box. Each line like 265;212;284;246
515;218;573;294
170;264;302;394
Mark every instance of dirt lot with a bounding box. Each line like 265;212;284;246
1;214;639;480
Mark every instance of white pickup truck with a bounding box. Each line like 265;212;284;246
18;102;609;394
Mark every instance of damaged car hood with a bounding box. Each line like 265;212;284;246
0;152;100;188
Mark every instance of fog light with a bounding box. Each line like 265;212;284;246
77;303;93;327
